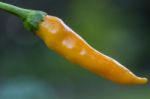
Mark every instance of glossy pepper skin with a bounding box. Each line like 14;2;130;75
0;2;148;85
36;15;147;84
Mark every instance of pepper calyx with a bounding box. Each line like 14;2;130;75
23;11;47;32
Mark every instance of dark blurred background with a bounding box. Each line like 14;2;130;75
0;0;150;99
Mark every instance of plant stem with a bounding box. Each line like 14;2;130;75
0;2;32;20
0;2;47;32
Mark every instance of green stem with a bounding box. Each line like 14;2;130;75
0;2;31;20
0;2;47;32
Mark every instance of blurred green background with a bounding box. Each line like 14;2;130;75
0;0;150;99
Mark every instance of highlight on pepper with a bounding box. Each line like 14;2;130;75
0;2;148;85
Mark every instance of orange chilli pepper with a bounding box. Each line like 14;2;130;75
0;2;148;85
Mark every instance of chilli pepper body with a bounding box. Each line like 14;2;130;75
0;2;148;85
36;15;147;85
